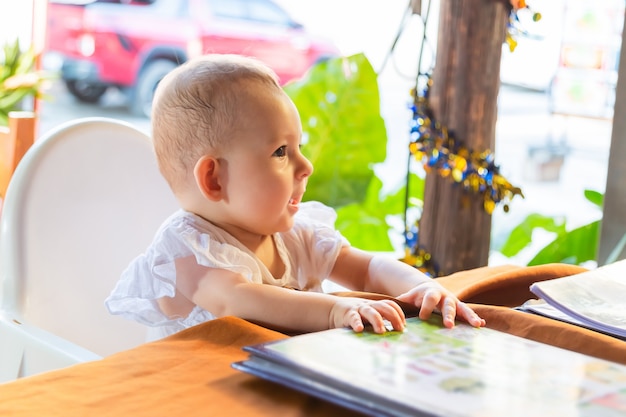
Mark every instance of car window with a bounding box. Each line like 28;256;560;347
247;0;293;27
207;0;296;27
208;0;248;20
150;0;187;16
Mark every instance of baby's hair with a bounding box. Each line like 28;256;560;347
151;54;282;192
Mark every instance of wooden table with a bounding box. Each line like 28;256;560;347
1;263;624;416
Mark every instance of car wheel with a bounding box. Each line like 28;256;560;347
131;59;178;118
65;80;107;103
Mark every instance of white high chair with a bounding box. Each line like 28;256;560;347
0;118;178;382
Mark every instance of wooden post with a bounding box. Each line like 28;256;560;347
598;19;626;265
0;111;37;200
417;0;508;275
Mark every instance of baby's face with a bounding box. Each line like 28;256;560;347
216;84;313;242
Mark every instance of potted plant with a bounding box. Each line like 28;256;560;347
0;39;51;126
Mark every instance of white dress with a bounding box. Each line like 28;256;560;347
105;201;348;338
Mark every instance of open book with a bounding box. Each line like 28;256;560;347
527;259;626;339
233;316;626;417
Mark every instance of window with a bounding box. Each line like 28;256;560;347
208;0;297;27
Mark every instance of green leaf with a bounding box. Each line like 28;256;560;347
285;53;387;207
0;88;30;109
14;47;37;76
336;177;395;251
334;172;425;251
386;172;425;216
2;39;20;72
583;189;603;208
498;213;567;257
496;186;607;266
528;220;600;265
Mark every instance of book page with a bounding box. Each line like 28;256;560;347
530;260;626;337
243;317;626;417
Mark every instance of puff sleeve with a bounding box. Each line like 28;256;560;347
105;210;262;328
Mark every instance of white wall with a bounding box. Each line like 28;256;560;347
0;0;34;47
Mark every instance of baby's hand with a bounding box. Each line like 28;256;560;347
396;281;486;328
329;298;406;333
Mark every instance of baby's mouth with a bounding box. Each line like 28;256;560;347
289;189;305;206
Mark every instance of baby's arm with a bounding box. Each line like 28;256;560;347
171;256;406;334
329;247;486;328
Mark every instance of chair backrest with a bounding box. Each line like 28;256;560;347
0;117;178;357
0;111;37;201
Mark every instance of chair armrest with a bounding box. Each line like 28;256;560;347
0;311;102;383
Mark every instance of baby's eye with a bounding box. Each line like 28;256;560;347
272;146;287;157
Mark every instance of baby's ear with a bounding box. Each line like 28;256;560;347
194;155;222;201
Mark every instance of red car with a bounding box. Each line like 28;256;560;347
45;0;339;117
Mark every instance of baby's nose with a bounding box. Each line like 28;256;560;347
298;154;314;178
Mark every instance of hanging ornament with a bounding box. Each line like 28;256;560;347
408;77;524;215
506;0;542;52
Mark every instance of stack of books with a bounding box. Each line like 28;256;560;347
234;259;626;417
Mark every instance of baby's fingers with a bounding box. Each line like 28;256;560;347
417;290;442;321
346;309;365;333
456;302;486;328
362;301;406;333
373;300;406;332
439;298;486;328
439;297;458;328
352;304;386;333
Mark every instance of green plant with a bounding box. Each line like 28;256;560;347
284;53;387;207
0;39;51;126
334;172;425;251
284;53;425;251
497;189;603;265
